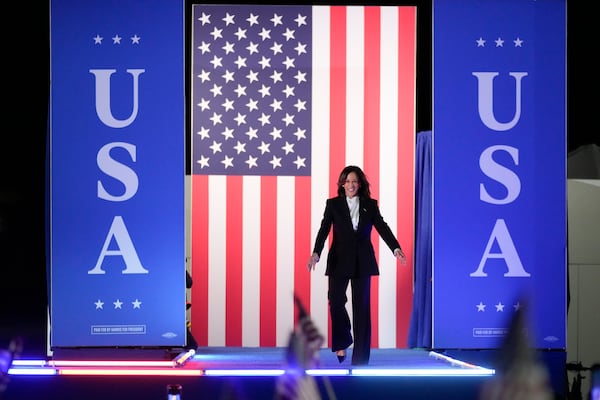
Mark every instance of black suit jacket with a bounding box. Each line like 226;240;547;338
312;196;401;278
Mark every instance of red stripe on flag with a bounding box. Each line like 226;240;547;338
260;177;277;346
328;6;347;347
191;175;209;346
330;6;348;186
363;6;382;349
396;6;417;347
226;177;243;346
294;177;312;324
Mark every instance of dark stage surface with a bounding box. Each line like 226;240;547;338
2;347;566;400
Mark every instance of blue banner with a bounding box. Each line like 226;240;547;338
50;0;186;347
433;0;566;349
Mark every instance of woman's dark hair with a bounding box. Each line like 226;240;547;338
336;165;371;199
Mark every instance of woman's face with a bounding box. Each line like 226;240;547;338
343;172;360;198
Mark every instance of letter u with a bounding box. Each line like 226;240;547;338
472;71;528;131
89;68;145;128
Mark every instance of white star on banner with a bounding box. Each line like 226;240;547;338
514;37;524;47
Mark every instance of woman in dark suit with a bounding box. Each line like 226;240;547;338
307;165;406;366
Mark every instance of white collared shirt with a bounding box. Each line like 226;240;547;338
347;196;359;231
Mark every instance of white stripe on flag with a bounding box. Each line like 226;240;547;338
208;176;227;346
345;7;365;166
242;176;261;346
378;8;400;348
309;5;332;347
276;176;296;346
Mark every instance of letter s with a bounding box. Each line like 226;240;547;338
479;145;520;205
97;142;138;202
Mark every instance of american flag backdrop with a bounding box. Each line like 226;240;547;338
190;4;416;349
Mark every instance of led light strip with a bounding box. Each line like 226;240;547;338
429;351;495;372
49;360;175;367
58;368;203;376
351;368;496;376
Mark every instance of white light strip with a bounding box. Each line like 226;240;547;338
428;351;490;370
351;368;495;376
204;369;285;376
8;367;58;376
11;360;49;367
174;349;196;365
306;368;350;376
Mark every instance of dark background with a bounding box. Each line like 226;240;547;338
1;1;594;357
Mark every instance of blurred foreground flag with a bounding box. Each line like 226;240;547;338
478;299;553;400
274;296;326;400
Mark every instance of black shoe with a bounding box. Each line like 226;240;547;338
336;350;346;363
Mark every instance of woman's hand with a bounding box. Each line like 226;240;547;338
393;248;407;266
307;253;320;271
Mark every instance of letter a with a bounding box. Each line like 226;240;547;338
88;216;149;274
470;219;530;277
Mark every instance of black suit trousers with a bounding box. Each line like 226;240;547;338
328;274;371;365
